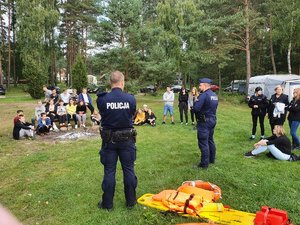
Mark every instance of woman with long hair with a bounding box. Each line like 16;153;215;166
244;125;299;161
288;88;300;149
188;87;199;125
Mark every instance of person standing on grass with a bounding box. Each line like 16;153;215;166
244;125;300;161
248;87;269;140
189;87;199;126
162;86;175;124
194;78;218;169
287;88;300;149
268;85;289;133
96;70;137;211
178;87;189;125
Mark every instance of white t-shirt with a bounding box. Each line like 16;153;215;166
82;93;89;104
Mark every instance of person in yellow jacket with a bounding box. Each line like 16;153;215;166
66;98;78;129
134;108;145;125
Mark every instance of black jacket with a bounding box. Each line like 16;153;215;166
13;121;32;140
268;94;289;121
288;99;300;122
248;94;268;115
178;92;188;104
267;135;291;155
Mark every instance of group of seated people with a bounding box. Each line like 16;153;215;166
133;104;156;126
13;86;102;139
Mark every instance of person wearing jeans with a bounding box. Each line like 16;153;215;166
288;88;300;149
244;125;299;161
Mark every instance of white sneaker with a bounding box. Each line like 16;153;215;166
75;124;78;129
50;127;53;131
82;124;86;128
185;123;188;125
68;123;71;126
180;122;183;125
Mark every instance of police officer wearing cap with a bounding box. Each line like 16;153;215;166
248;87;269;140
194;78;218;169
96;71;137;210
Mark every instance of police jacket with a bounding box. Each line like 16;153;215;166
268;94;289;117
97;88;136;130
248;94;268;115
288;98;300;122
194;89;218;118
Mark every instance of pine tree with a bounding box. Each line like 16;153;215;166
72;54;88;93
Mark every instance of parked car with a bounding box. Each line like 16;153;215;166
170;85;190;93
210;84;220;92
224;80;246;93
140;85;156;93
0;85;6;95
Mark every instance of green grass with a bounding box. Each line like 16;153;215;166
0;90;299;225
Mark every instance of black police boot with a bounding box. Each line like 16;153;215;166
126;201;136;210
97;202;113;211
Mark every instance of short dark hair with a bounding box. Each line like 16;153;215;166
40;112;46;117
17;110;23;114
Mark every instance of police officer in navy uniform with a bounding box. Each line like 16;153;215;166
96;71;137;210
194;78;218;169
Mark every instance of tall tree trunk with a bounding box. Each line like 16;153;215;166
245;0;251;91
269;16;277;74
7;0;11;89
287;41;292;74
0;53;3;86
0;2;5;86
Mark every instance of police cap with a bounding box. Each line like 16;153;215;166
199;78;213;84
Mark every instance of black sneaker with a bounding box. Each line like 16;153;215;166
97;202;113;211
244;151;255;158
288;153;300;162
197;163;208;169
171;122;175;125
162;121;166;124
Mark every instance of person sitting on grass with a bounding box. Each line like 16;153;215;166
244;125;300;161
66;98;78;129
36;113;51;135
145;108;156;126
133;108;145;125
13;110;24;125
91;110;101;126
56;99;67;128
46;99;58;131
31;100;46;128
76;99;87;128
13;115;35;140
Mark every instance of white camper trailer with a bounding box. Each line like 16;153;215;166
248;74;300;101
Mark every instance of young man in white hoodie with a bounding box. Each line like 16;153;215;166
162;86;175;124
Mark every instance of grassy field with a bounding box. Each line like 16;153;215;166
0;89;299;225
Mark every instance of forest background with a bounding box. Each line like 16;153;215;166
1;0;300;97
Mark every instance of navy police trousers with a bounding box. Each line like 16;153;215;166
197;118;216;168
100;139;137;209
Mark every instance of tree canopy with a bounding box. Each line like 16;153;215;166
1;0;300;96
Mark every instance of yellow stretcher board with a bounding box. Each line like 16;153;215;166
138;194;256;225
